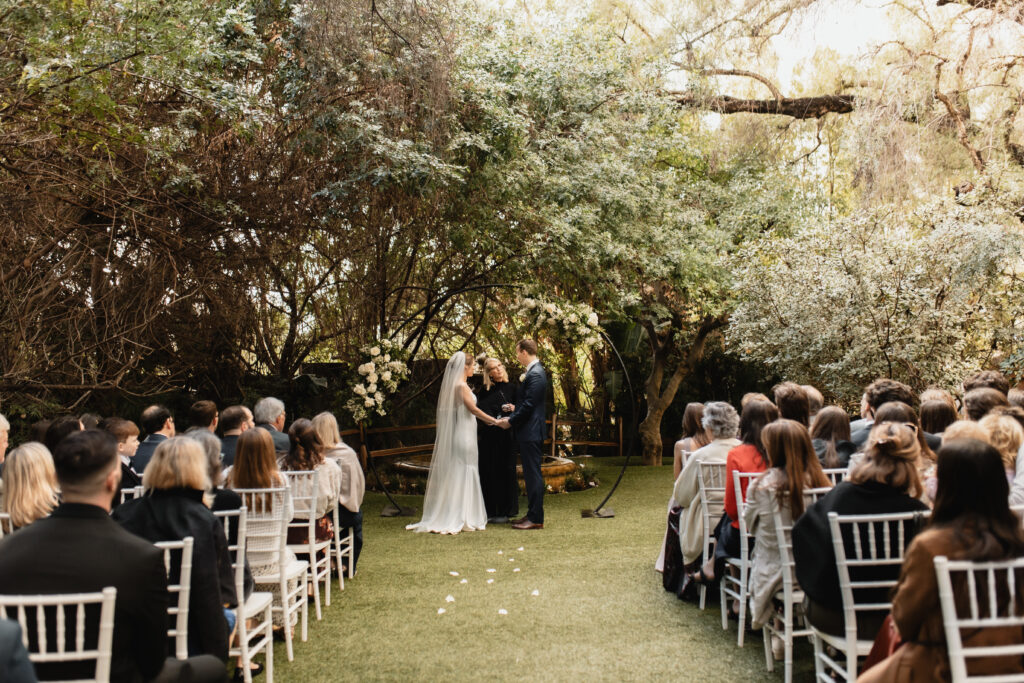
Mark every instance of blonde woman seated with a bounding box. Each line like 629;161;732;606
743;420;831;657
979;412;1023;486
2;442;59;531
113;436;237;661
312;411;364;574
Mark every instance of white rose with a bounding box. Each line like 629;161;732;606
389;361;403;372
370;346;381;356
544;303;556;314
367;373;378;384
524;298;536;309
519;373;526;382
587;312;599;327
357;363;370;376
375;392;384;402
382;371;392;381
367;383;377;393
364;398;375;407
354;384;367;396
383;354;391;362
545;317;556;326
568;313;578;323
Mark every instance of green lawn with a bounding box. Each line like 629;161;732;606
269;459;814;681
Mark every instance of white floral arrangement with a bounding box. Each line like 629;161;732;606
512;296;603;349
346;338;411;423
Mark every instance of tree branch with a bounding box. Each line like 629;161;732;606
671;92;855;119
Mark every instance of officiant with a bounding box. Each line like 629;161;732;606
476;357;520;524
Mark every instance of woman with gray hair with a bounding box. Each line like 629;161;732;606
668;402;741;585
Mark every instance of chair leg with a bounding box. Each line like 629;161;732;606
281;577;294;662
762;626;774;673
264;603;274;683
812;633;825;682
720;579;729;631
324;556;331;607
300;574;309;642
311;559;322;620
736;578;747;648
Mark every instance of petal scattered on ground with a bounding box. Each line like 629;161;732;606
513;568;521;573
460;579;468;584
486;568;496;573
437;608;446;615
446;595;455;603
487;579;494;584
449;571;459;576
531;589;539;596
498;609;508;615
517;547;524;551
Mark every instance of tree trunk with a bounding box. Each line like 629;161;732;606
639;404;667;466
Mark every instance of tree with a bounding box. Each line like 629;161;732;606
729;197;1024;401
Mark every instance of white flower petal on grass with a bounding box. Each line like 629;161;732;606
508;558;515;562
497;550;503;555
486;568;496;573
531;589;540;596
449;571;459;576
517;547;524;551
460;579;468;584
446;595;455;603
513;568;521;573
487;579;494;584
498;609;508;615
437;608;446;615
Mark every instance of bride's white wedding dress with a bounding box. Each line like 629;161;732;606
407;352;487;534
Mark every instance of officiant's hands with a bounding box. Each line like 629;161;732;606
496;418;511;430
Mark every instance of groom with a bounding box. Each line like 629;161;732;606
497;339;548;530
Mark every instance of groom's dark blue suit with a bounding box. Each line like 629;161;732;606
508;361;548;524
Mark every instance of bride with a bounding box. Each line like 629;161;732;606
407;352;501;534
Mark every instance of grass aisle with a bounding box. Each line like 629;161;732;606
273;460;801;681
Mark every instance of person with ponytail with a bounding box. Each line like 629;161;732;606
860;438;1024;681
673;403;711;479
282;418;341;546
793;422;930;639
744;420;831;643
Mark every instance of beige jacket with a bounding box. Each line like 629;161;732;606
326;443;365;513
672;438;740;564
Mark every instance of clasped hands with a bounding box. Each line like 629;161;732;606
494;417;512;430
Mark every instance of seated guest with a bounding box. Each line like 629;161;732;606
744;419;831;654
189;401;219;433
0;430;225;682
741;392;772;408
43;415;83;454
699;399;779;583
28;420;50;445
802;385;824;426
673;403;710;479
963;369;1011;396
810;406;857;468
312;411;365;573
134;405;175;473
0;412;9;466
920;399;958;435
964;387;1010;422
227;429;296;631
849;392;872;434
851;379;917;448
78;413;102;430
0;619;36;683
671;402;741;574
252;398;289;454
920;386;958;413
860;438;1024;681
979;413;1023;485
113;437;236;661
1010;387;1024;409
2;443;59;530
103;418;142;507
793;422;929;639
218;405;252;470
281;419;340;546
773;382;810;427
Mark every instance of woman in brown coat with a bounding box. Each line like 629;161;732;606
859;437;1024;681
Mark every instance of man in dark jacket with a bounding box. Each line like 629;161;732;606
0;430;226;682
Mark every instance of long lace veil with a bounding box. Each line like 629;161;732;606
414;351;467;527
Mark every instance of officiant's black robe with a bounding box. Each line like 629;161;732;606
477;382;520;519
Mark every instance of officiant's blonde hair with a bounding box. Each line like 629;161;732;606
482;358;508;390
